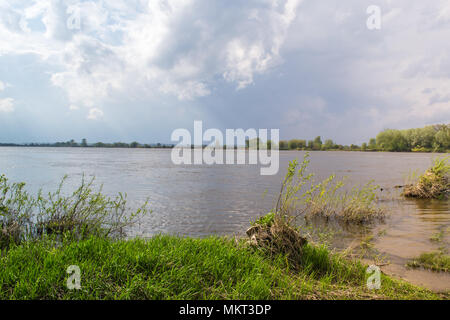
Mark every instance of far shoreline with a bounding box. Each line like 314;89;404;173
1;144;448;154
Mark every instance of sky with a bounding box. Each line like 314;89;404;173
0;0;449;145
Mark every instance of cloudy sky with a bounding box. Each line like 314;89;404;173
0;0;449;145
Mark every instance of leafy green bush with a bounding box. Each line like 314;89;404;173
0;174;149;249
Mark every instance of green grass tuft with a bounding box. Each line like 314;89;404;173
407;251;450;273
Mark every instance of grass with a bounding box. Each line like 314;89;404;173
0;235;443;300
274;153;385;225
403;157;449;199
430;231;445;243
407;251;450;273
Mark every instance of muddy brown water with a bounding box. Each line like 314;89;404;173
1;147;449;292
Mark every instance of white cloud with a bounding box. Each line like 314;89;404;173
0;80;11;92
0;0;302;109
159;80;210;101
223;0;302;89
87;108;103;120
0;98;14;113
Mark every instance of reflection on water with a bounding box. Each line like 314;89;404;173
0;147;448;291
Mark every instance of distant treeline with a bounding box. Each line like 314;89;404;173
1;124;448;152
375;124;449;152
0;139;174;149
277;124;449;152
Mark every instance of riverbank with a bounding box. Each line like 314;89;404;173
0;235;446;300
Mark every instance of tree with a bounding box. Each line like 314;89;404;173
298;140;306;149
279;140;288;150
81;139;87;147
376;129;409;151
434;125;449;151
94;142;106;148
113;142;128;148
68;139;78;147
361;142;367;151
288;139;306;150
312;136;322;150
368;138;377;150
288;139;298;150
418;126;437;149
323;139;334;150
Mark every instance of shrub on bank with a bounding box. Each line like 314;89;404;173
0;174;149;249
403;157;449;199
272;153;385;225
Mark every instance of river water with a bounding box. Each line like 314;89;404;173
0;147;448;291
